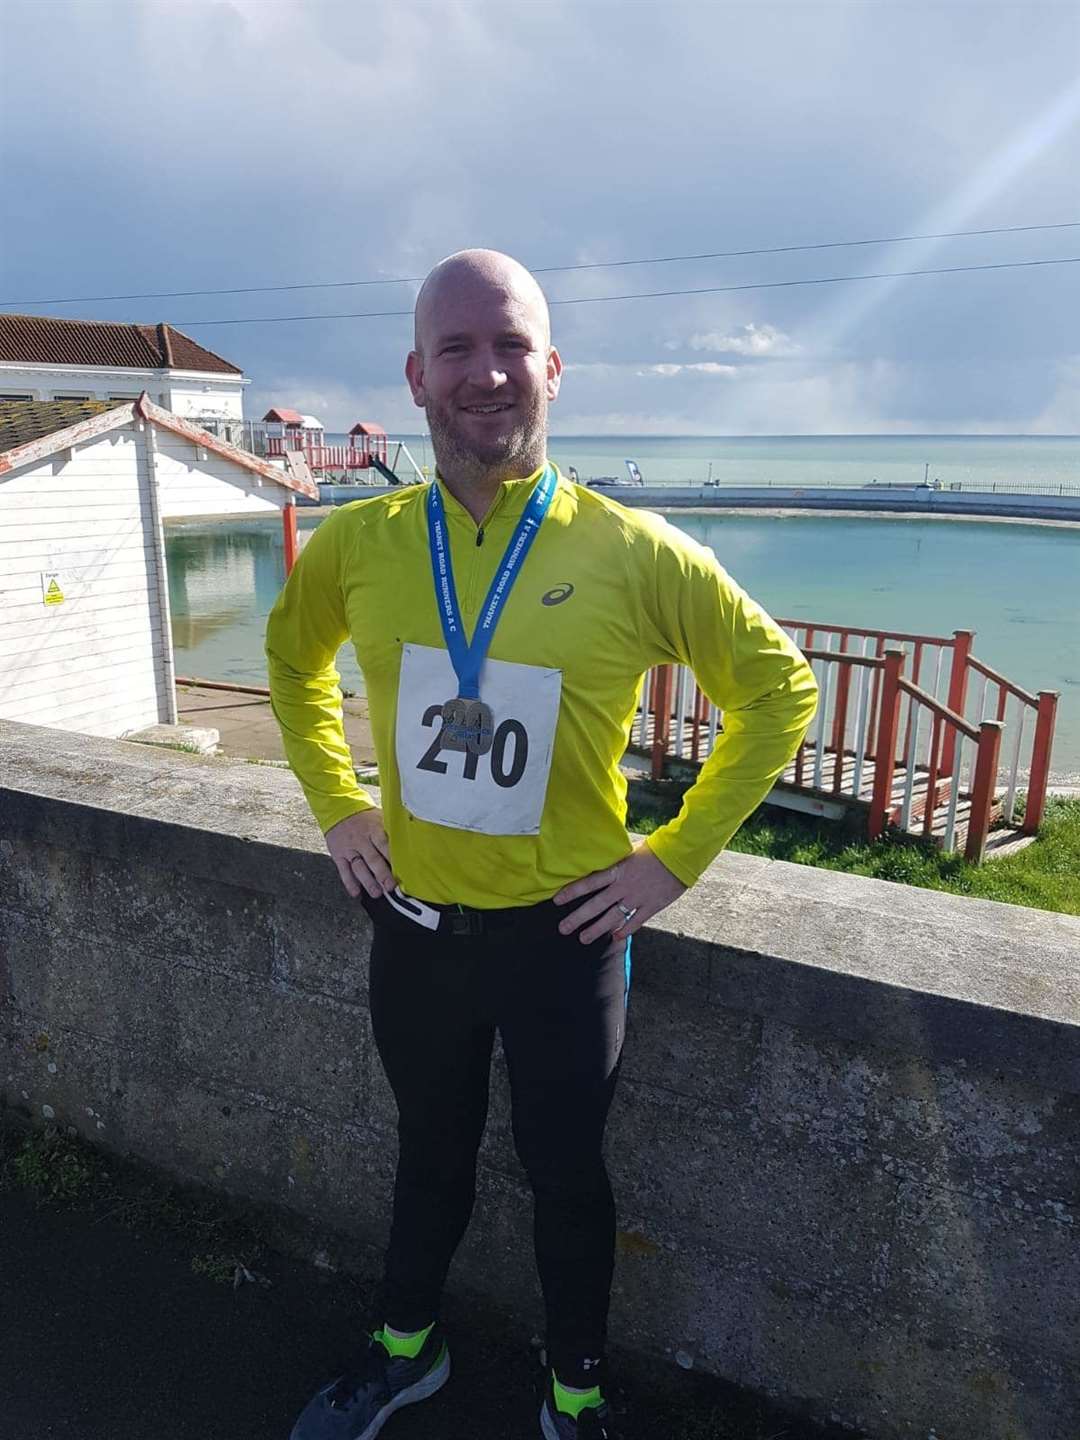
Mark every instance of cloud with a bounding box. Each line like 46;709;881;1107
683;323;801;357
2;0;1078;434
247;376;418;433
637;363;739;378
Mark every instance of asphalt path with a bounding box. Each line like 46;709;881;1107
0;1181;856;1440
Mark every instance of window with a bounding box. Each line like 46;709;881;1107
0;393;33;401
108;392;140;401
52;392;93;401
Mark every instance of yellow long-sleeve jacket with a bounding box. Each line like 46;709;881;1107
265;467;818;907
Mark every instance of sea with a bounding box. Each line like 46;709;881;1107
166;435;1080;782
396;433;1080;492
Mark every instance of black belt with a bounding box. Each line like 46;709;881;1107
444;902;547;937
366;889;562;939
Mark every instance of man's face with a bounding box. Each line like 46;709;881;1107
406;273;561;483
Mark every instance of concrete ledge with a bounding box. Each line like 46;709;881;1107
123;723;221;755
3;720;1077;1090
2;718;1079;1439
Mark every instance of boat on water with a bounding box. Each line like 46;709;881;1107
574;459;645;489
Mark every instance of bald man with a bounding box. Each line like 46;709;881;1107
268;250;818;1440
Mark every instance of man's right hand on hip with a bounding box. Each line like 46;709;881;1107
325;808;397;899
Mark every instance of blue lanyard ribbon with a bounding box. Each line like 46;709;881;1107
427;465;557;699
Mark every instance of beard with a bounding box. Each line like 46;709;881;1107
425;388;548;489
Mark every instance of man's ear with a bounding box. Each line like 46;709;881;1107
405;350;427;407
546;346;563;403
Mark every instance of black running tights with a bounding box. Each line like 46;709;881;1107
368;902;630;1389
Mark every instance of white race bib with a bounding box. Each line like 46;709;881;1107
396;643;562;835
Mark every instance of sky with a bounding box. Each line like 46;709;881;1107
1;0;1078;436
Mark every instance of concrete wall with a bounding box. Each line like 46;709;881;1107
0;431;170;737
1;719;1077;1439
307;481;1080;523
618;485;1080;522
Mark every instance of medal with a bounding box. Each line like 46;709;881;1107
439;697;470;751
426;465;557;751
440;697;495;754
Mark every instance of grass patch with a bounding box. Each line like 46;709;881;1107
6;1126;99;1202
1;1122;266;1286
629;795;1080;915
190;1251;244;1284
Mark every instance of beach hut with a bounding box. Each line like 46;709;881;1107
0;394;315;739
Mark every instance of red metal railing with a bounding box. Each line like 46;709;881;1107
265;438;384;471
635;620;1059;860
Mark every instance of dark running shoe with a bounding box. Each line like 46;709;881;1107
289;1327;450;1440
539;1373;617;1439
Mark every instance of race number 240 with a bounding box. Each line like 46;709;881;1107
416;703;528;788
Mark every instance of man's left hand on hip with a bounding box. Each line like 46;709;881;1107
553;841;686;944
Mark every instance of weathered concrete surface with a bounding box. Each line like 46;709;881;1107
124;722;221;754
2;718;1079;1439
175;682;375;765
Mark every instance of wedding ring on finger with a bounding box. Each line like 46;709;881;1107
616;902;638;922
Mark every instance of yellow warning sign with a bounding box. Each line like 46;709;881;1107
41;572;65;606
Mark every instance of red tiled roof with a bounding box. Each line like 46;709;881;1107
0;314;242;375
263;407;305;424
349;421;387;437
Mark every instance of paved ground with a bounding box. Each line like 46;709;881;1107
0;1170;855;1440
175;684;376;767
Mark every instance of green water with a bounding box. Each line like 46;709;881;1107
166;508;1080;782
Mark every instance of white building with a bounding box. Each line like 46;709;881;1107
0;394;315;740
0;314;249;433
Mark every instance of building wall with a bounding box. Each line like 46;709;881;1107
0;364;245;421
0;364;159;403
0;431;170;738
1;725;1077;1440
162;381;244;422
151;430;284;519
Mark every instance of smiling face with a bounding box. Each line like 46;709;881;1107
406;251;562;493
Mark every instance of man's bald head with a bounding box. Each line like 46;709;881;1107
413;249;551;355
405;248;562;499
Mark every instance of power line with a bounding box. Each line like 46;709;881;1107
172;254;1080;327
2;220;1078;309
